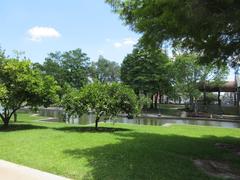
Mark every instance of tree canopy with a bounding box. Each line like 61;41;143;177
36;48;90;89
62;82;138;130
106;0;240;65
121;46;172;96
90;56;120;83
0;57;60;126
172;53;229;107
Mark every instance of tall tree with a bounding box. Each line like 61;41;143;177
106;0;240;66
61;49;90;88
91;56;120;83
121;46;172;108
41;49;90;89
172;54;202;107
42;51;64;86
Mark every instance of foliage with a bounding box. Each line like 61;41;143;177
41;51;64;85
0;58;59;126
39;49;90;89
61;49;90;88
172;54;202;102
106;0;240;65
62;82;138;129
61;87;85;120
121;46;172;96
107;83;139;117
90;56;120;83
172;53;229;106
0;47;6;59
138;95;152;111
199;93;218;105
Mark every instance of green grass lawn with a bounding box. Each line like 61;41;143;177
0;113;240;179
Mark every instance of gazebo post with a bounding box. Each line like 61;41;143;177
237;88;240;115
203;82;207;111
234;92;237;106
217;88;222;114
235;68;240;114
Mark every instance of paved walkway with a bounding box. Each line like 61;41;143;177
0;160;70;180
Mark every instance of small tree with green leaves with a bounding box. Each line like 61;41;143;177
61;87;86;122
62;82;138;130
0;58;59;127
107;83;139;118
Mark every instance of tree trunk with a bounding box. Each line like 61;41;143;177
95;116;100;130
159;94;162;104
1;108;18;127
179;97;181;104
189;95;193;108
151;95;154;109
203;83;207;105
2;117;10;127
194;98;198;113
154;92;158;109
14;113;17;122
166;96;169;104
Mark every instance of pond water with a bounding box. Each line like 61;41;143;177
67;114;240;129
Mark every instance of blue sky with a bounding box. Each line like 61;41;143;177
0;0;235;80
0;0;140;64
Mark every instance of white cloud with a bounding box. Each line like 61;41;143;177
113;37;137;48
114;42;122;48
123;37;137;45
27;26;61;41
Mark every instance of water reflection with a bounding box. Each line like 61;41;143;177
68;114;240;128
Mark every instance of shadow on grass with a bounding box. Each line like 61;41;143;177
54;126;131;133
64;132;240;180
0;123;48;132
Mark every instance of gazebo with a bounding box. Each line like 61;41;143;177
198;81;239;109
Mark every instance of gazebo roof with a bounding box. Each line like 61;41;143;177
198;81;236;92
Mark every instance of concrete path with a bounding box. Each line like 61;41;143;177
0;160;70;180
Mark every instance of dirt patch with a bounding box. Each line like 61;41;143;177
215;143;240;156
193;159;240;179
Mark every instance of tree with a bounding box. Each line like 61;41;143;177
61;86;86;122
90;56;120;83
106;0;240;65
0;58;59;127
41;49;90;89
0;47;5;59
61;49;90;88
42;51;64;86
172;54;202;107
121;46;172;108
106;83;139;118
62;82;138;130
172;53;229;110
